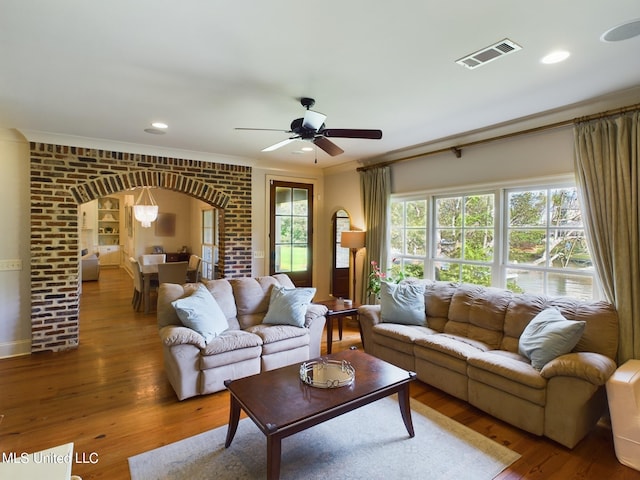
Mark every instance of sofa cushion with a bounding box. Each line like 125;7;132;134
518;307;586;370
247;324;310;355
445;284;511;350
201;330;263;356
380;281;426;325
172;284;229;343
263;285;316;327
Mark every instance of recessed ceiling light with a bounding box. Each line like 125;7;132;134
151;122;168;129
144;128;166;135
601;19;640;42
541;50;570;64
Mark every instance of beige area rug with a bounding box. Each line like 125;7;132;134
128;397;520;480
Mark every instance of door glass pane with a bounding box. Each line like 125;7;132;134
336;215;350;268
275;187;292;215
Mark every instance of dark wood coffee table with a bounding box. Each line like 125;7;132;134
224;349;416;479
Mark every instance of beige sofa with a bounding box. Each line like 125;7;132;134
358;280;619;448
157;274;327;400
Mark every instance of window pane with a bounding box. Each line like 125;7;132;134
435;261;459;282
292;217;308;243
547;272;593;300
292;188;308;215
508;229;546;265
436;229;461;259
436;197;462;227
275;187;292;215
291;246;308;271
550;188;582;227
464;229;493;261
505;269;545;295
391;202;404;227
402;259;425;279
406;228;426;256
390;227;404;255
464;195;494;227
462;264;492;286
203;209;213;228
275;217;291;243
406;200;427;227
508;190;546;227
275;245;290;272
549;229;592;269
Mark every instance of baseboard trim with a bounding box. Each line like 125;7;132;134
0;339;31;359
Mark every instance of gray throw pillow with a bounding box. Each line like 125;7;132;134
263;285;316;327
380;281;426;325
518;307;586;370
171;284;229;343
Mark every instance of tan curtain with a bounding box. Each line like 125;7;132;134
359;166;391;303
574;110;640;363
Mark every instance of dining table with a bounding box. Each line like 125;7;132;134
139;263;159;314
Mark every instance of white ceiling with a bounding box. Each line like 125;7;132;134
1;1;639;169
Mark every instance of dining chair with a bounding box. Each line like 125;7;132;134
129;257;144;312
157;261;189;285
186;254;202;283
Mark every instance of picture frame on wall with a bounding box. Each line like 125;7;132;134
155;213;176;237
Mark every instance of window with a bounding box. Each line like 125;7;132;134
505;187;594;299
201;208;218;280
390;199;427;279
435;193;495;286
388;183;596;300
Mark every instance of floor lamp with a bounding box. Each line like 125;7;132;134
341;231;366;303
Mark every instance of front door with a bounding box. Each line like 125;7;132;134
269;181;313;287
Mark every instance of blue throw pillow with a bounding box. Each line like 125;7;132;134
263;285;316;327
171;284;229;343
518;307;586;370
380;282;426;325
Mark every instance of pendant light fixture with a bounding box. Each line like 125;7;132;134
133;187;158;228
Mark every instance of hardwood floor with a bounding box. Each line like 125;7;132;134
0;267;638;479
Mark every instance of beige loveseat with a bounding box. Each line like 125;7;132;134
157;274;327;400
358;280;619;448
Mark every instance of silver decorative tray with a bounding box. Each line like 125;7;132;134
299;358;355;388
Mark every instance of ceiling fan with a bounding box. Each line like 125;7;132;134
235;97;382;157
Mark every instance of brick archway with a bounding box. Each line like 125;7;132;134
30;143;252;353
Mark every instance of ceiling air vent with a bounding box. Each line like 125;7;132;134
455;39;522;70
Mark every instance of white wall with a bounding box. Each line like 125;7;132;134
0;129;31;357
389;126;575;193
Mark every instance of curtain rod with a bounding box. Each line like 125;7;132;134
357;102;640;172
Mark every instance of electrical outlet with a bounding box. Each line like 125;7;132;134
0;259;22;271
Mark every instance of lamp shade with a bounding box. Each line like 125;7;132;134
341;230;366;249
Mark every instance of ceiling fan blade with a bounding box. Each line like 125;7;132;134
313;136;344;157
235;127;289;132
302;110;327;131
322;128;383;139
262;138;297;152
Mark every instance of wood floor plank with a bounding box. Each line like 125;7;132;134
0;267;638;479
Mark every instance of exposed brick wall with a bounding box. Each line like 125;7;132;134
30;143;252;353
